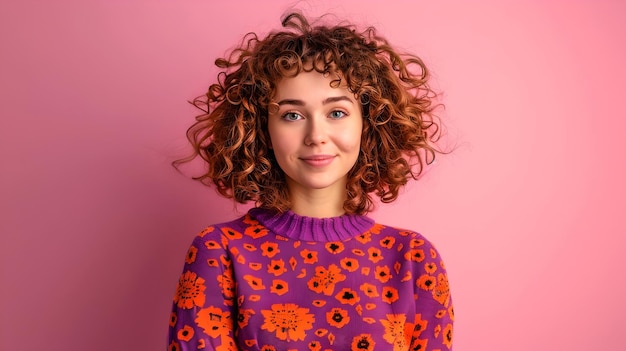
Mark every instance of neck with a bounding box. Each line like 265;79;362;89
287;182;346;218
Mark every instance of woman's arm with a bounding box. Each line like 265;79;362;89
167;227;237;351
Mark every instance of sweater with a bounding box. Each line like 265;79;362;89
167;208;454;351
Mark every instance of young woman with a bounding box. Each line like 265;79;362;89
168;12;453;351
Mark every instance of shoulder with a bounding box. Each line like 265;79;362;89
372;222;448;261
189;212;268;248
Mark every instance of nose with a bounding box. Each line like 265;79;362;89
304;117;328;146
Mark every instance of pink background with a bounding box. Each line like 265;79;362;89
2;1;625;350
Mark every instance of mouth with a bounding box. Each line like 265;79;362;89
300;155;336;167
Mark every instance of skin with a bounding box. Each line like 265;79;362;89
267;70;363;218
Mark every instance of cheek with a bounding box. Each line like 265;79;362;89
339;122;363;152
268;134;296;160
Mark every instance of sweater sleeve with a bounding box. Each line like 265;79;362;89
410;234;454;350
167;227;237;351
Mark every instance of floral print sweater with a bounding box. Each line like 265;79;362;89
168;208;453;351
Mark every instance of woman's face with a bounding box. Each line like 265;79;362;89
267;70;363;201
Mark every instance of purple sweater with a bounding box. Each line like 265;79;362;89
168;208;454;351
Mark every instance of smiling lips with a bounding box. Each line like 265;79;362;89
300;155;336;167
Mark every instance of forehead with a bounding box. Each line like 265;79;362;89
272;70;356;102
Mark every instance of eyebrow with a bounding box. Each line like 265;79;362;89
276;96;354;106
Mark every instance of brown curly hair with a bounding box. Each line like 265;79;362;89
175;12;444;215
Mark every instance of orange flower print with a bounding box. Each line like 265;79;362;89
394;262;401;274
443;323;453;348
260;241;280;258
169;312;177;327
375;265;392;283
325;241;344;254
335;288;360;305
410;238;424;248
244;339;256;347
432;273;451;307
430;248;438;258
340;257;359;272
177;325;194;342
236;254;246;265
174;271;206;309
356;232;371;244
195;306;233;338
380;236;396;249
168;340;180;351
368;223;384;234
448;305;455;321
221;227;242;240
367;247;383;263
434;323;442;337
220;255;231;267
207;259;219;267
245;224;269;239
382;286;399;304
312;300;327;307
249;262;262;271
216;335;237;351
218;270;236;299
205;240;221;250
404;249;425;262
424;262;437;273
242;214;258;225
185;245;198;264
401;271;412;282
380;314;409;350
351;334;375;351
243;274;266;290
267;259;287;276
198;339;206;349
408;314;428;338
260;345;276;351
416;274;436;291
435;310;447;319
199;226;214;237
410;338;428;351
315;328;329;337
260;303;315;341
363;317;376;324
398;230;412;237
352;249;365;256
365;303;376;310
307;264;346;295
243;243;257;252
237;309;255;329
300;249;319;264
289;257;297;270
308;341;322;351
249;295;261;302
270;279;289;296
326;307;350;328
360;282;379;298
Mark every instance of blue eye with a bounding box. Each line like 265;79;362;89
329;110;346;119
282;112;303;121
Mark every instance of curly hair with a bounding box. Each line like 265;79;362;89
175;12;444;215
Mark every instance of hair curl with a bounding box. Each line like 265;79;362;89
174;12;444;215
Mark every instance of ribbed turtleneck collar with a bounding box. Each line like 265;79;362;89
248;207;375;242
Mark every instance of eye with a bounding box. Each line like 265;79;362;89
329;110;347;119
282;112;303;121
